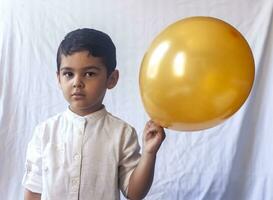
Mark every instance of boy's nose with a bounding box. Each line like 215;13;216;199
73;77;84;88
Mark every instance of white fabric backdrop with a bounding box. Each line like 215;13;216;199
0;0;273;199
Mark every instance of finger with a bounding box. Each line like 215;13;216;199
147;128;165;140
144;120;153;130
147;125;159;133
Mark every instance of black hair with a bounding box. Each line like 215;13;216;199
56;28;116;75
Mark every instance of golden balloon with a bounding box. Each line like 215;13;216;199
139;16;255;131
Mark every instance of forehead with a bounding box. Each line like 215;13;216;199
60;51;106;70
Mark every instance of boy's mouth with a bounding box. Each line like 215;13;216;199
72;92;85;98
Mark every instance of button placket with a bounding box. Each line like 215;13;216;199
70;118;86;193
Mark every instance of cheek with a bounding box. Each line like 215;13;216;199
59;81;71;94
87;82;107;95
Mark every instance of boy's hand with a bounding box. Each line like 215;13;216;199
143;120;166;155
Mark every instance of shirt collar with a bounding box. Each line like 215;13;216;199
65;106;107;123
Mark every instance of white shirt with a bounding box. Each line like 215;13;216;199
22;107;141;200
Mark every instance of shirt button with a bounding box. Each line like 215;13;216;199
72;178;79;186
73;153;81;161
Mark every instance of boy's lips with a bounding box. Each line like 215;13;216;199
71;92;85;98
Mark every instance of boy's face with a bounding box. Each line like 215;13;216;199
57;51;118;116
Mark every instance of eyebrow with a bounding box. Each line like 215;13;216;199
60;66;102;71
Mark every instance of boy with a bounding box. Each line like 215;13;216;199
22;28;165;200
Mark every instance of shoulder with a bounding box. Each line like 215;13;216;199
32;111;67;140
104;112;136;134
103;112;140;148
35;112;65;129
103;113;140;156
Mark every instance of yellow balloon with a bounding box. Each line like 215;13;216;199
139;16;255;131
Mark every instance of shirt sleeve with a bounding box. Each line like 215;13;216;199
118;126;141;197
22;124;43;193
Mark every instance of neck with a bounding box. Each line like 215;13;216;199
69;104;104;116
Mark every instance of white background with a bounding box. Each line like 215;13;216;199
0;0;273;199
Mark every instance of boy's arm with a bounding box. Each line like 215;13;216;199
127;120;165;200
24;189;41;200
22;124;43;199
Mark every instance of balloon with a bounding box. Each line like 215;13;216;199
139;16;255;131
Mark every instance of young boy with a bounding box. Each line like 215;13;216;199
22;28;165;200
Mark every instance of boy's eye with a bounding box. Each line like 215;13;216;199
85;72;96;77
63;72;73;77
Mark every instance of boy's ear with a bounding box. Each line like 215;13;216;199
107;70;119;89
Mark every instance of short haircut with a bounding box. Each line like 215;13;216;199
56;28;116;75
